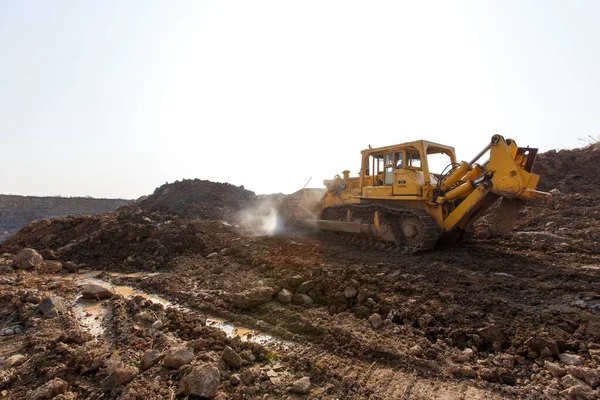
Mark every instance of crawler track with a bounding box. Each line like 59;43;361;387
320;204;440;253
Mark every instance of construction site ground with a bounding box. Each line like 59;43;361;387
0;145;599;399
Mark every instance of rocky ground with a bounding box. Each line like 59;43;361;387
0;146;599;399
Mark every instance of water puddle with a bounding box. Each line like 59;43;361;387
72;277;278;345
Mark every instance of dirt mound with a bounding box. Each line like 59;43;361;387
139;179;255;219
0;204;231;270
533;144;600;194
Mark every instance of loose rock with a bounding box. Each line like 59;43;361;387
545;361;567;378
141;349;161;371
291;376;311;394
222;346;242;369
37;296;66;318
233;286;277;309
178;364;221;398
13;248;43;270
163;347;194;369
26;377;68;400
408;345;423;357
276;288;292;304
81;282;115;300
102;365;138;392
559;353;585;366
369;313;383;329
291;293;313;306
344;286;357;298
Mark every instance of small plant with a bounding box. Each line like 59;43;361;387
264;351;280;362
578;134;600;149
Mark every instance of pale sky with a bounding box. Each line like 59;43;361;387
1;1;599;199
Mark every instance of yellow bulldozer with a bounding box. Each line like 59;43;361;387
279;134;548;252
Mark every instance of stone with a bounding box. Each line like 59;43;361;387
151;320;163;330
561;374;593;395
230;373;241;386
499;369;517;386
189;339;208;351
479;367;499;382
448;364;477;378
291;293;313;306
163;347;194;369
418;314;435;328
39;261;62;274
178;364;221;398
102;365;138;392
344;286;357;299
13;248;43;270
207;252;218;259
37;296;66;318
26;377;68;400
477;324;506;347
4;354;26;368
545;361;567;378
559;353;585;366
63;261;79;273
233;286;277;309
239;350;255;362
221;346;242;369
39;249;58;261
296;280;314;294
276;289;292;304
81;283;115;300
565;366;600;387
369;313;383;330
525;336;559;357
291;376;311;394
141;349;161;371
288;275;304;288
424;348;438;360
408;345;423;357
354;306;371;319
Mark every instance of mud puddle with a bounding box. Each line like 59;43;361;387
72;277;280;345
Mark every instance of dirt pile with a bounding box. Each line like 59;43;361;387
139;179;255;219
533;144;600;194
0;182;256;271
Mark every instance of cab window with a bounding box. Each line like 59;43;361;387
407;152;421;169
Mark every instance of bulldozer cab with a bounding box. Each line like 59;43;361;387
359;140;457;199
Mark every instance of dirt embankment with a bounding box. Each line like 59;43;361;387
0;195;130;242
0;148;599;399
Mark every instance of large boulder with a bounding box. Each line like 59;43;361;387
233;286;277;309
13;248;43;270
81;283;115;300
178;364;221;398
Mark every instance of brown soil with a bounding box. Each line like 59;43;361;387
0;147;599;399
